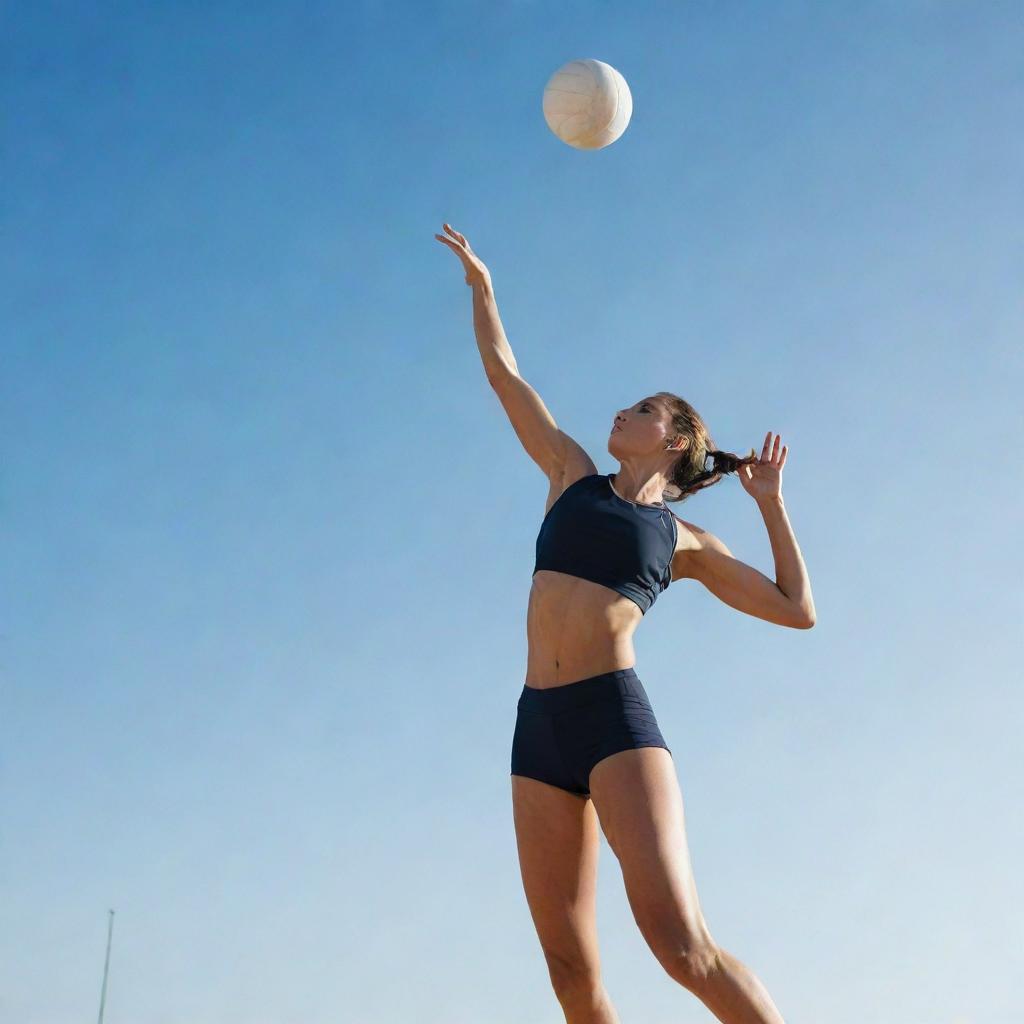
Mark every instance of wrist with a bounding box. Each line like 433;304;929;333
756;494;785;511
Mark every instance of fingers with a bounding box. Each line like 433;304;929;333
443;222;468;247
434;224;469;258
758;432;787;467
434;233;470;263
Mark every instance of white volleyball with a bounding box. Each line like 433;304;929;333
542;58;633;150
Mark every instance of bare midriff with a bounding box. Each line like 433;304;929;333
524;569;645;688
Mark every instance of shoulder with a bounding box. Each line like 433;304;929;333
668;512;706;553
541;435;599;516
668;514;732;578
552;432;599;493
557;431;599;480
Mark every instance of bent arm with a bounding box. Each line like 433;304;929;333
757;495;815;626
678;501;815;628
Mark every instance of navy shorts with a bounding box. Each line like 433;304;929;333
510;667;672;797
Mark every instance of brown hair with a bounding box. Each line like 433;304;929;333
653;391;759;503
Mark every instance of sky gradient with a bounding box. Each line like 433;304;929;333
3;2;1023;1022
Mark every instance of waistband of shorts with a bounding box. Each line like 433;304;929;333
518;667;644;713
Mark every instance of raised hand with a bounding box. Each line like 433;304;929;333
737;431;788;503
434;223;492;287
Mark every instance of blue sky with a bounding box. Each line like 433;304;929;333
3;2;1022;1022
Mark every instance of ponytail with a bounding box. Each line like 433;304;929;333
653;392;758;503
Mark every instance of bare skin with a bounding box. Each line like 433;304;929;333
437;222;815;1024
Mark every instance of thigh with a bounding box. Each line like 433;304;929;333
511;774;603;976
589;747;713;960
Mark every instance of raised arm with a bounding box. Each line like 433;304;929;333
434;222;571;480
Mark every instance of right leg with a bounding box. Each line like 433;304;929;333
511;775;620;1024
590;747;786;1024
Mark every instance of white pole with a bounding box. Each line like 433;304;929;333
96;909;115;1024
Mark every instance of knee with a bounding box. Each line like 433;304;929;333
542;948;603;1008
655;938;723;991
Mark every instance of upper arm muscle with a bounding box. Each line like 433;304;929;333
490;372;567;478
676;528;812;628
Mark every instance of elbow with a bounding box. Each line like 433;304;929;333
780;602;815;629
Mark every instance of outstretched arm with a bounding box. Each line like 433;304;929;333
434;222;568;479
434;222;519;384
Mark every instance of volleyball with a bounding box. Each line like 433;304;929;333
542;58;633;150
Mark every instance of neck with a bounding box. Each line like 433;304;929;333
610;468;666;507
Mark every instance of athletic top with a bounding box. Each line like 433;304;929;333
533;473;679;615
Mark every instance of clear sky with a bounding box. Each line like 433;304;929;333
3;2;1022;1022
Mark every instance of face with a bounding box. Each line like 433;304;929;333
608;396;678;455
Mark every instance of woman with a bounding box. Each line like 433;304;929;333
435;222;815;1024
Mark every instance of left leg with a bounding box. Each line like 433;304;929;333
589;747;787;1024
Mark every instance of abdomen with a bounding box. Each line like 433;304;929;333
524;570;642;687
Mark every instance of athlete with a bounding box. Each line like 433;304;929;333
435;222;816;1024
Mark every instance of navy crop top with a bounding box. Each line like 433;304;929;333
533;473;679;614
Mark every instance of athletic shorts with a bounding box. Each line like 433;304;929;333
510;666;672;797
